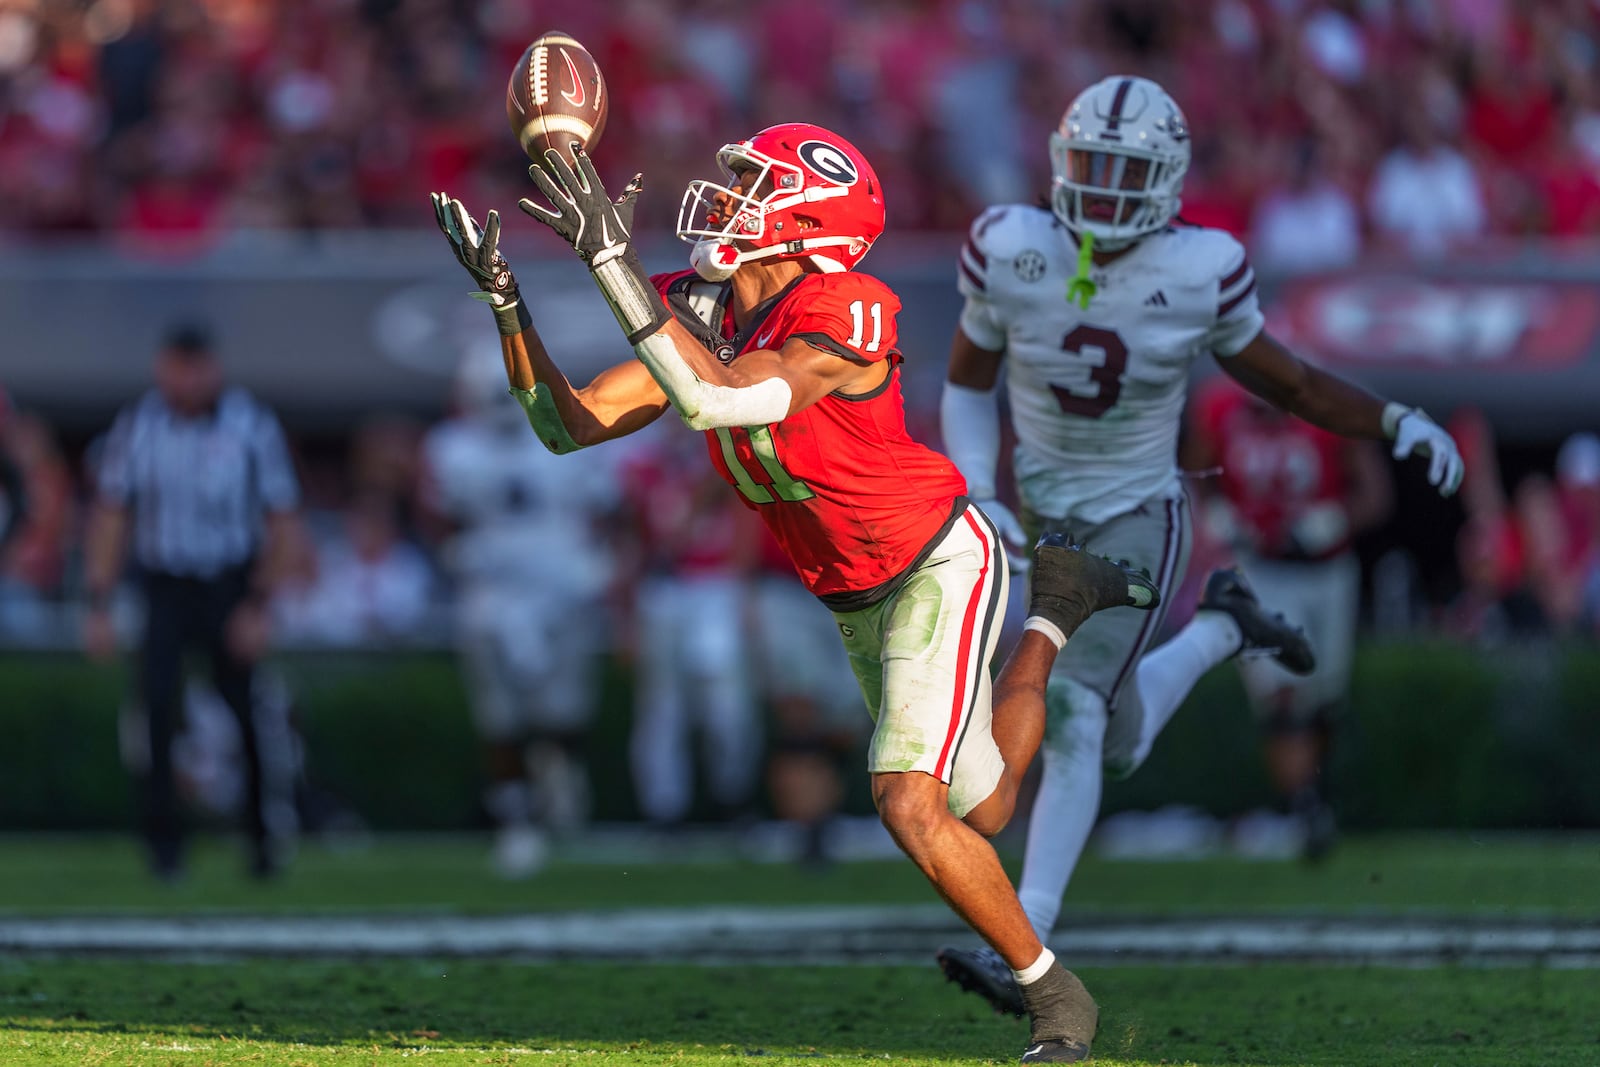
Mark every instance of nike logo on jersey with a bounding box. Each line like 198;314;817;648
756;329;776;349
1144;290;1169;307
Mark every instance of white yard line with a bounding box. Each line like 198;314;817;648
3;908;1598;966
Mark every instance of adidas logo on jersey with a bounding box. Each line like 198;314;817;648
1144;291;1169;307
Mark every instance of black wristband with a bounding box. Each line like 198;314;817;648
493;299;533;338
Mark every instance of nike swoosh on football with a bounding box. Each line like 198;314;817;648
559;48;586;107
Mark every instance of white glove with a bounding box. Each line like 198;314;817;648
1383;403;1464;497
974;498;1030;574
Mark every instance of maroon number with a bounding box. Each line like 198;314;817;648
1049;325;1129;418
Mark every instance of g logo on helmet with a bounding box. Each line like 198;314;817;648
797;140;858;186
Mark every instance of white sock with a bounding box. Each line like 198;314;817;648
1017;687;1107;941
1023;616;1069;650
1012;946;1056;985
1131;610;1241;747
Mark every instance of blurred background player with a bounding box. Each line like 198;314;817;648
615;425;762;829
81;322;302;880
419;344;618;877
751;525;864;865
1184;375;1395;860
936;75;1464;1014
0;406;75;640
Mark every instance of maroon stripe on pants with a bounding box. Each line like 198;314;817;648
1106;498;1183;707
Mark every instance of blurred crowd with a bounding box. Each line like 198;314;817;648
3;380;1600;659
1;0;1598;259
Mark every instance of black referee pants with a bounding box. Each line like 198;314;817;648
137;564;267;867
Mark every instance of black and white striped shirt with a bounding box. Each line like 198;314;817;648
97;387;300;578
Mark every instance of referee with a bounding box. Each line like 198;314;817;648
82;323;301;881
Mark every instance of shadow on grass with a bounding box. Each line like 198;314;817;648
4;959;1598;1066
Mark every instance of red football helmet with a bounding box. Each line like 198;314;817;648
677;123;885;275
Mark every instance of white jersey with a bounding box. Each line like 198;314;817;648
958;204;1264;524
422;414;617;598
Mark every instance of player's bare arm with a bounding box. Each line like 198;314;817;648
1221;329;1464;496
655;317;888;411
502;328;669;447
946;329;1006;390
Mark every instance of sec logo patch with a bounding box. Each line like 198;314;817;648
1015;250;1047;283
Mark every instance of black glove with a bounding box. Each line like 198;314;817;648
519;146;671;343
430;191;531;337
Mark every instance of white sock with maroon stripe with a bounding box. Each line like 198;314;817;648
1127;610;1243;761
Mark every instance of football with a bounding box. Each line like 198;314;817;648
505;31;608;166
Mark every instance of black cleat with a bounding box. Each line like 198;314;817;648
1020;1038;1093;1063
1199;567;1315;675
936;945;1025;1017
1028;532;1159;640
1020;960;1098;1064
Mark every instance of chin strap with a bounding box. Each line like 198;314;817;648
1066;230;1096;310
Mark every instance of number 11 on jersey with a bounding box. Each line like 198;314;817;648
714;425;815;504
848;300;883;352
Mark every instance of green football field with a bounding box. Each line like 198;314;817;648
2;833;1598;1065
4;959;1597;1066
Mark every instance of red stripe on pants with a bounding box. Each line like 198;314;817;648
934;510;991;779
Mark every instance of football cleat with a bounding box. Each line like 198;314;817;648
1020;1038;1092;1063
1199;568;1316;675
1019;960;1098;1064
936;945;1025;1017
1028;533;1160;639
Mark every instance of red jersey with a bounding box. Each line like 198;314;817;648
651;269;966;603
1192;378;1351;560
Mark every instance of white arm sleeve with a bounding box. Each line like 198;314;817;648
635;331;793;431
939;380;1002;500
957;292;1007;352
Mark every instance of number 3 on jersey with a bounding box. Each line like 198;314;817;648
1050;325;1129;418
714;426;815;504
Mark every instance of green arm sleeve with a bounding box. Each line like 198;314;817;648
511;385;584;455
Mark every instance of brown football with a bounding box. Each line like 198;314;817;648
505;31;608;165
